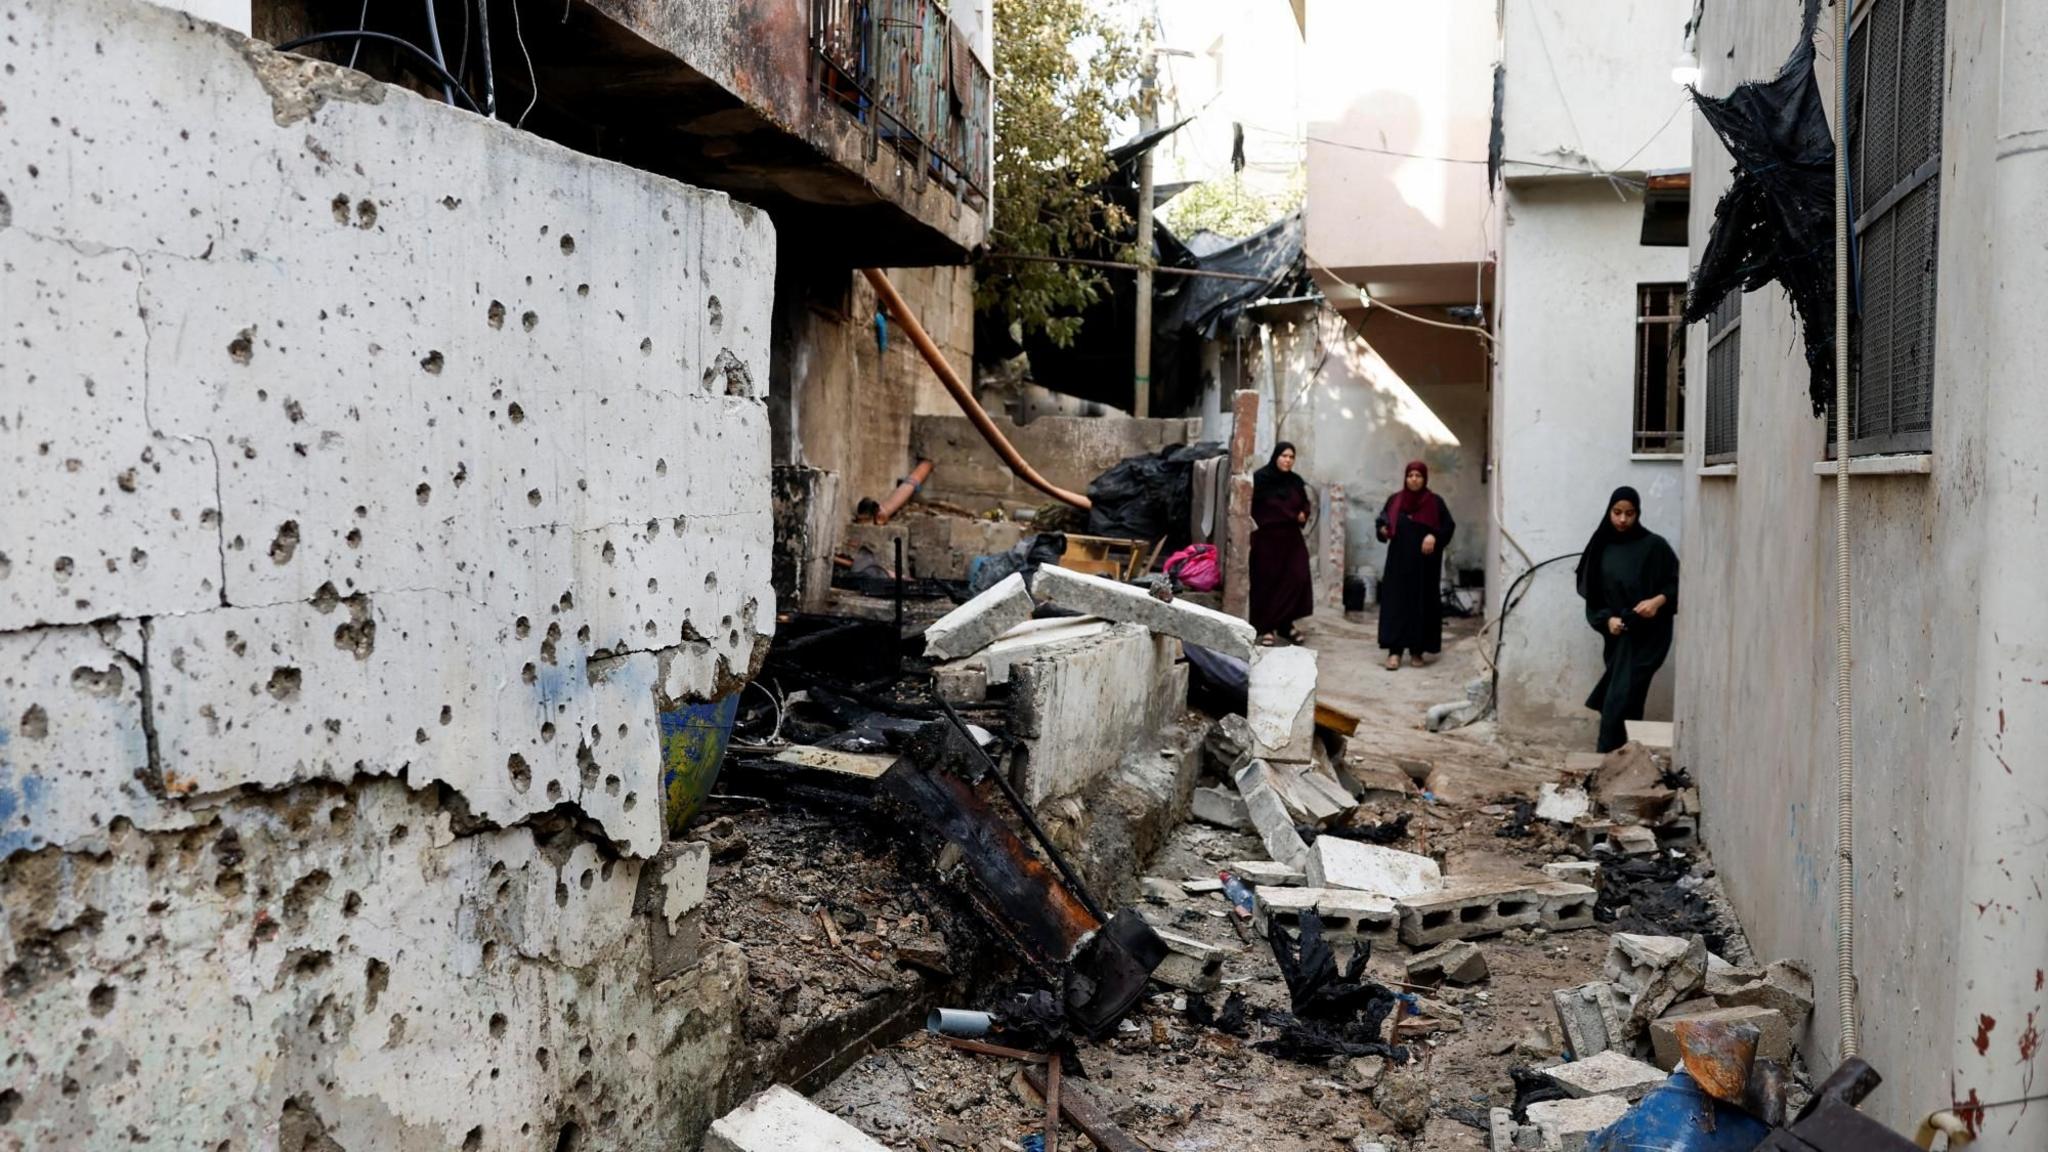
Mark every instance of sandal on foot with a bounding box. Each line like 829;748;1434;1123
1409;654;1428;667
1384;654;1402;671
1258;633;1283;647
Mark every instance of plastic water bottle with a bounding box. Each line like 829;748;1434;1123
1218;871;1257;920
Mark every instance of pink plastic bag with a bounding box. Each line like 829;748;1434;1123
1163;543;1221;591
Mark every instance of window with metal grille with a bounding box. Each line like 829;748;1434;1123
1634;284;1686;455
1841;0;1944;455
1703;291;1741;464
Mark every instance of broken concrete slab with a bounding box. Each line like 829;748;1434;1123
971;616;1114;685
1239;759;1339;824
1190;785;1253;831
1490;1106;1518;1152
1606;934;1706;999
930;661;989;704
1203;712;1256;776
1181;877;1225;894
1303;839;1442;898
1543;1049;1668;1102
1031;562;1257;659
1535;783;1592;823
923;572;1036;660
1236;773;1310;869
1607;933;1708;1039
1150;927;1231;993
1139;877;1187;904
1553;981;1629;1060
1526;1094;1632;1152
1612;825;1658;855
1650;1004;1792;1068
1543;860;1601;884
1009;623;1186;805
1407;940;1490;985
1227;860;1306;887
1396;877;1542;946
706;1085;890;1152
1721;959;1814;1028
1295;765;1360;812
1246;645;1319;762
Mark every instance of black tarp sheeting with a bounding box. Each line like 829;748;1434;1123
976;126;1307;415
1085;441;1227;548
1683;0;1839;414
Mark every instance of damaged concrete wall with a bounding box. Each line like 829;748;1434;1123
1676;1;2045;1142
1;1;773;1146
770;264;966;520
911;413;1207;514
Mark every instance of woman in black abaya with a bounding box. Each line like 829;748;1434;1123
1578;486;1679;752
1375;461;1454;670
1249;442;1315;645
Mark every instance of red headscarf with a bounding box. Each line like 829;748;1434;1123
1384;460;1444;534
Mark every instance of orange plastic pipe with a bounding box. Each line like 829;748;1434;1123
861;268;1092;510
874;458;935;525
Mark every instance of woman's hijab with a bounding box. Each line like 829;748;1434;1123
1253;441;1308;504
1383;460;1444;534
1575;485;1646;603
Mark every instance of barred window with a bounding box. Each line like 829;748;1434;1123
1633;284;1686;455
1842;0;1944;455
1703;291;1741;464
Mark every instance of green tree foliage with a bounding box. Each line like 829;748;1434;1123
977;0;1143;346
1159;169;1306;241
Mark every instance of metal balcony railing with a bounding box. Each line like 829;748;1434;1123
812;0;991;206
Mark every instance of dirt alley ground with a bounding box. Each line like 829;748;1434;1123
779;612;1751;1151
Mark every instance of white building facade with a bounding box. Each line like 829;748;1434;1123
1676;0;2048;1141
1487;0;1698;742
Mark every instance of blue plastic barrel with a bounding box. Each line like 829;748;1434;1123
1585;1071;1772;1152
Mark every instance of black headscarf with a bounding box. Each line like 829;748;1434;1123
1253;441;1308;504
1575;486;1646;604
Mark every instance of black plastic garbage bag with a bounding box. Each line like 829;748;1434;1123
1085;442;1225;549
1684;0;1839;414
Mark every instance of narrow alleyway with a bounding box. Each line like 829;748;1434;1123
785;618;1758;1151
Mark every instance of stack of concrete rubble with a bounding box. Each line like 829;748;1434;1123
1490;931;1815;1151
1543;737;1699;857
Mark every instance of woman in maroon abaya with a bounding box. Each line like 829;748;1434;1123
1249;442;1314;646
1375;461;1454;670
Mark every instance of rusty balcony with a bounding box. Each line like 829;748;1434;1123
257;0;992;267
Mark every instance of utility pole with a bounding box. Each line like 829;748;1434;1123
1132;53;1158;419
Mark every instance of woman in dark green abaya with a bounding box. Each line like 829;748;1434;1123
1577;487;1679;753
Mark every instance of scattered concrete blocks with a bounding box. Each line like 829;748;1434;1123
923;573;1036;660
1536;882;1598;932
1407;940;1490;985
1241;759;1342;824
706;1085;890;1152
1553;981;1629;1060
1150;927;1231;993
1650;1004;1792;1068
1543;860;1601;884
1396;877;1541;946
1606;933;1708;1038
1490;1106;1518;1152
1721;959;1814;1028
1235;770;1309;870
1535;783;1592;823
1227;860;1306;887
1527;1094;1632;1151
1031;563;1257;659
1253;887;1398;946
1304;839;1442;898
1543;1049;1669;1102
1246;645;1319;762
1191;785;1253;830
